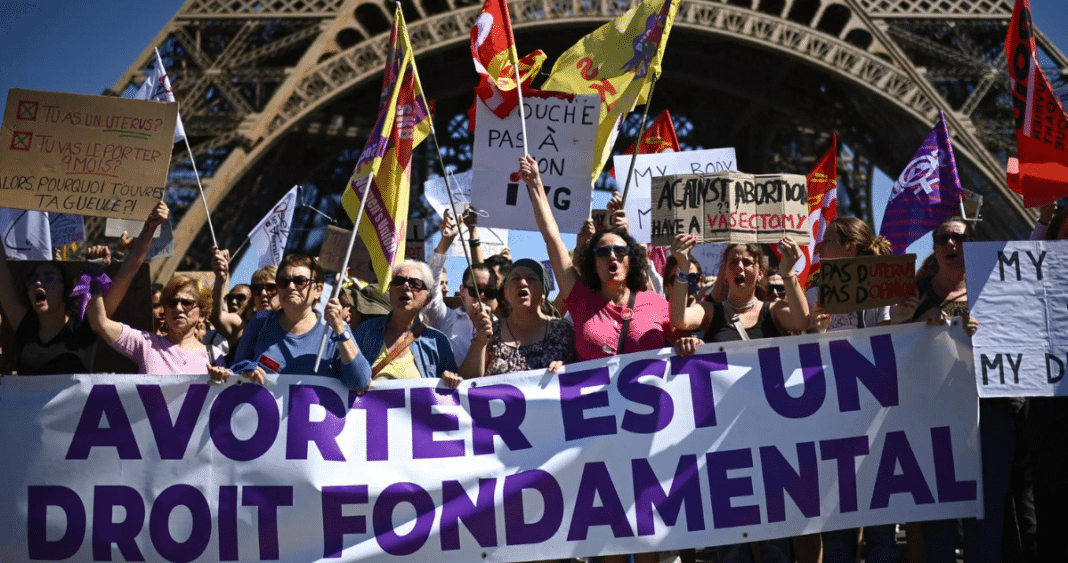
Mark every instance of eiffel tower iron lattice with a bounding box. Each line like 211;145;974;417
104;0;1068;281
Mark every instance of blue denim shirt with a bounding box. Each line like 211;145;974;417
353;315;457;379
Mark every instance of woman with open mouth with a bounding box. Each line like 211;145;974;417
460;258;575;379
669;233;810;563
221;254;370;388
354;260;461;388
0;202;168;375
518;154;672;563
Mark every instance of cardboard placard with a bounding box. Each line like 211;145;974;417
318;225;376;283
0;89;177;220
753;173;808;242
818;254;916;314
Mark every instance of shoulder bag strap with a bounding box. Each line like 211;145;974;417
372;323;427;377
616;290;638;354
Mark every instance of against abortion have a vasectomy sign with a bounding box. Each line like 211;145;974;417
0;89;177;220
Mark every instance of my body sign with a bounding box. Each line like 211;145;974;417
0;89;177;220
966;240;1068;397
471;92;597;233
0;324;980;562
615;148;737;244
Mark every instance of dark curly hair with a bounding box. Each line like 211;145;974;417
1045;207;1068;241
576;228;649;293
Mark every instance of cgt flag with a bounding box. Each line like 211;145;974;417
610;109;680;179
880;111;964;255
806;136;838;281
1005;0;1068;206
471;0;546;119
246;186;298;269
134;48;186;143
541;0;680;184
341;6;431;288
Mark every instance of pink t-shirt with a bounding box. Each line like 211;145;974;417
565;279;672;361
109;323;214;375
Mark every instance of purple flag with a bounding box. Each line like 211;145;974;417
879;111;964;254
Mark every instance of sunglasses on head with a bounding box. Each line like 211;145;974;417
465;284;500;300
251;283;278;295
933;232;968;246
389;276;428;291
593;245;629;259
225;293;248;304
165;297;199;310
276;275;314;289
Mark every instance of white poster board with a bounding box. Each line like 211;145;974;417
966;240;1068;397
472;93;598;233
423;172;509;257
614;148;737;243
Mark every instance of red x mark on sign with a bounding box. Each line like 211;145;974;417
10;131;32;151
16;101;38;121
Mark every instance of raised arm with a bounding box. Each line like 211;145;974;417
86;282;124;344
424;211;456;329
325;297;371;389
210;246;243;339
462;208;484;264
104;201;169;316
669;234;712;331
519;156;578;300
769;237;810;333
0;243;28;329
459;309;493;379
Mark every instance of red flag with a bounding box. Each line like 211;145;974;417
610;109;680;178
1006;0;1068;206
471;0;545;119
805;136;838;283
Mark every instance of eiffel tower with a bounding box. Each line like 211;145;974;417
106;0;1068;281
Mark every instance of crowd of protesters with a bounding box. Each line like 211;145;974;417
1;157;1067;563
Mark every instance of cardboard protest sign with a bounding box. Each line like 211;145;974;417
0;89;177;220
817;254;916;315
319;225;376;283
472;93;598;233
753;174;808;242
967;240;1068;397
615;148;737;243
649;174;710;246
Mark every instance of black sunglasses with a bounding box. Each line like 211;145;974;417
165;297;199;309
225;293;248;304
933;232;968;246
464;284;500;300
251;283;278;295
389;276;428;291
593;245;629;259
277;275;314;289
769;284;786;293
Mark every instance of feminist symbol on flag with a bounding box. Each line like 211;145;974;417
889;153;939;200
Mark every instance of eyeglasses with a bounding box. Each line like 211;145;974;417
464;285;500;300
225;293;248;304
769;284;786;293
165;297;199;310
389;276;428;292
593;245;630;259
277;275;313;289
933;232;968;246
251;283;278;295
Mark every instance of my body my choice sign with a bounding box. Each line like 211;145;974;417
0;89;177;220
0;324;980;562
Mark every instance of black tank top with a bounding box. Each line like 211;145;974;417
703;301;780;343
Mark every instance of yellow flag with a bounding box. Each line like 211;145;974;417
341;6;431;287
541;0;679;184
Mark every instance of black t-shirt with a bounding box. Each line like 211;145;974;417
15;313;98;375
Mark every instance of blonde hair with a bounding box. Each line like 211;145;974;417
828;217;892;256
251;265;277;286
161;274;213;319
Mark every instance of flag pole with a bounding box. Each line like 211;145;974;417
182;138;218;248
313;172;374;372
501;0;530;157
620;72;659;208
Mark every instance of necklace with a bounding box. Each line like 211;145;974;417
726;295;758;313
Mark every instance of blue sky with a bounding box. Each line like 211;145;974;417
1;0;1065;286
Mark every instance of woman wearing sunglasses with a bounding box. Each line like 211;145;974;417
224;254;370;388
519;156;673;364
86;273;229;376
353;260;460;386
461;258;575;379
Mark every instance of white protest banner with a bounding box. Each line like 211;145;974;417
104;216;174;259
0;89;177;220
0;207;52;259
966;240;1068;397
615;148;737;243
48;213;84;247
472;92;597;233
423;172;508;257
0;323;979;562
247;185;298;269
